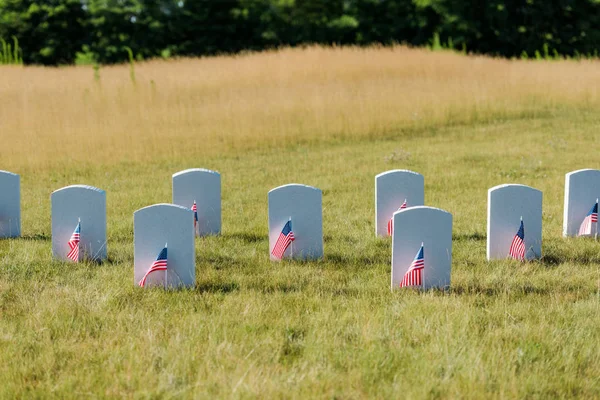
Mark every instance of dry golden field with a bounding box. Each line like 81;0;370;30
1;45;599;170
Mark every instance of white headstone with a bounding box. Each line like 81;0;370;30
268;184;323;261
375;170;424;237
563;169;600;237
172;168;221;236
0;170;20;238
51;185;107;261
487;184;542;260
391;206;452;290
134;203;195;288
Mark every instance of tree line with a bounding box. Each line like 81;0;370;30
1;0;598;65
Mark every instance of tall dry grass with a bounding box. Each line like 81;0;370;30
1;46;599;169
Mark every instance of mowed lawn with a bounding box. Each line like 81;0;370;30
1;47;600;398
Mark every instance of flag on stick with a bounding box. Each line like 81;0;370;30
192;200;199;232
508;218;525;261
400;243;424;288
387;199;407;236
67;220;81;262
138;246;168;287
578;199;598;236
271;219;295;259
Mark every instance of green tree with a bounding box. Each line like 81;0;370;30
0;0;87;65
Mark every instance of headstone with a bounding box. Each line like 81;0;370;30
134;203;195;288
487;184;542;260
268;184;323;261
172;168;221;236
51;185;107;261
375;170;424;237
391;206;452;290
563;169;600;237
0;170;20;238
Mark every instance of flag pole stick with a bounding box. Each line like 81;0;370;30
289;217;293;259
421;242;425;291
78;217;81;262
590;199;598;241
164;242;168;290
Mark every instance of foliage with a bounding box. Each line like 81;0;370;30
0;0;599;65
0;36;23;64
0;0;87;65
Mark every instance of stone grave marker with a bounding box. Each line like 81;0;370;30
563;169;600;237
375;170;424;237
134;203;195;288
0;170;20;238
51;185;107;262
172;168;221;236
487;184;542;260
391;206;452;290
268;184;323;261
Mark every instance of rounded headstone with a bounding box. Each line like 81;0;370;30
391;206;452;290
487;184;542;260
268;184;323;261
0;170;20;238
172;168;221;236
51;185;107;261
134;203;195;288
563;169;600;237
375;170;424;237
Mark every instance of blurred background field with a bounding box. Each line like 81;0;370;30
1;45;599;169
1;46;600;397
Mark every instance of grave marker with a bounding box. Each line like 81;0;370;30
487;184;542;260
0;170;20;238
391;206;452;290
563;169;600;237
51;185;107;261
375;170;424;237
268;184;323;261
172;168;221;236
134;203;195;288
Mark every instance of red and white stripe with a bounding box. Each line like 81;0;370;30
508;235;525;261
67;233;80;262
138;259;168;287
399;258;424;288
578;213;597;236
387;199;407;236
271;231;295;259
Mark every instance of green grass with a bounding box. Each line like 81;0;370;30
2;109;600;398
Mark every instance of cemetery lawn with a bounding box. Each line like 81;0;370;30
1;46;600;398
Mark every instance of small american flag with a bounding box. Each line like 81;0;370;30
67;221;81;262
508;219;525;261
387;199;407;236
138;246;168;287
192;200;198;230
271;219;295;259
400;243;424;288
578;199;598;236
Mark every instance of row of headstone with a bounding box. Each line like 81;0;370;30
377;169;599;290
2;168;599;291
134;183;325;288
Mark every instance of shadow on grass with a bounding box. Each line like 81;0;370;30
453;232;486;241
15;233;51;241
255;281;304;294
536;248;600;267
538;254;561;266
326;252;388;266
195;281;240;294
451;284;549;296
225;232;265;243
